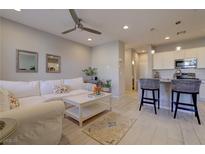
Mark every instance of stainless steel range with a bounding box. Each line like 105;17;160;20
176;72;196;79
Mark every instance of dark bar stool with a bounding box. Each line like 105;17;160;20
171;79;202;125
139;78;160;114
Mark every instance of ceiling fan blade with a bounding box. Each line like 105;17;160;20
61;27;76;34
82;27;102;35
69;9;80;25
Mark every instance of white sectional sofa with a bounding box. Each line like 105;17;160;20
0;77;94;144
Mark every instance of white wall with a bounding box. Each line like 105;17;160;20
91;41;125;97
118;41;125;96
134;52;140;89
147;46;154;78
1;18;91;81
139;53;149;78
0;18;2;79
137;45;154;79
124;49;132;90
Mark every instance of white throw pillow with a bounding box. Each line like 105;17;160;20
0;80;40;98
82;83;96;91
63;77;84;90
40;80;63;95
0;88;20;112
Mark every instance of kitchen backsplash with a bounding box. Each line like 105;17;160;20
156;69;205;80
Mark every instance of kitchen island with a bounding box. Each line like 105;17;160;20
137;79;193;110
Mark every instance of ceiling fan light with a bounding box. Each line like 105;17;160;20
14;9;21;11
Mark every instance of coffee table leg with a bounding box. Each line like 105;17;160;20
79;106;83;127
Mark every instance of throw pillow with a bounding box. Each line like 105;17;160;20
53;84;70;94
0;88;20;112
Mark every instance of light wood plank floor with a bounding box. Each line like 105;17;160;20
60;91;205;145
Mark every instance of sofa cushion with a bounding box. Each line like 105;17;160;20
40;80;62;95
19;89;89;107
19;96;48;107
63;77;84;90
42;89;89;102
82;83;96;91
0;80;40;98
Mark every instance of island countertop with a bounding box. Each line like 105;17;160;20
138;79;193;110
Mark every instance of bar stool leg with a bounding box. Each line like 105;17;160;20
158;89;160;109
171;91;174;112
174;92;180;119
192;94;201;125
139;89;144;111
153;90;157;114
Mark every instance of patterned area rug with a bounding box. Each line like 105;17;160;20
82;112;136;145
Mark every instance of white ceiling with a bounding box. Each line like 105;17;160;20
1;9;205;50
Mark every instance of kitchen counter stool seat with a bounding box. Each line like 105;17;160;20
171;79;202;125
139;79;160;114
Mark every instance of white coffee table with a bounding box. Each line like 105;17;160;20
63;92;112;127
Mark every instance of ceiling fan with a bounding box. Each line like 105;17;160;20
62;9;102;35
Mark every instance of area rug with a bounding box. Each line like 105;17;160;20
82;112;136;145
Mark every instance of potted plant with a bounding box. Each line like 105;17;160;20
102;80;112;93
82;67;97;81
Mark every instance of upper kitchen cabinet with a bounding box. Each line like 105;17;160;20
174;50;185;60
153;51;174;70
197;47;205;68
153;47;205;70
153;52;162;70
184;48;198;59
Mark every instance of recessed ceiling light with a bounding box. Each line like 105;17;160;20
176;46;181;51
14;9;21;11
88;38;92;41
151;50;155;54
165;36;170;40
123;25;129;30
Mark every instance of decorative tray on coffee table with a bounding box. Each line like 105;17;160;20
88;93;105;98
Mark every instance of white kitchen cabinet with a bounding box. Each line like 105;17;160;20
197;48;205;68
174;50;185;60
153;51;174;70
200;82;205;101
184;48;198;59
153;52;163;69
161;52;175;69
153;47;205;70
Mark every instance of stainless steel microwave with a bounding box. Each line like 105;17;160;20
175;58;197;69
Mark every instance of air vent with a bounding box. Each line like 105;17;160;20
177;30;186;35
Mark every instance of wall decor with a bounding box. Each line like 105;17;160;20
16;49;38;73
46;54;61;73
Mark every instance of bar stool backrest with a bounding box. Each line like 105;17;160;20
171;79;201;93
139;78;160;90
